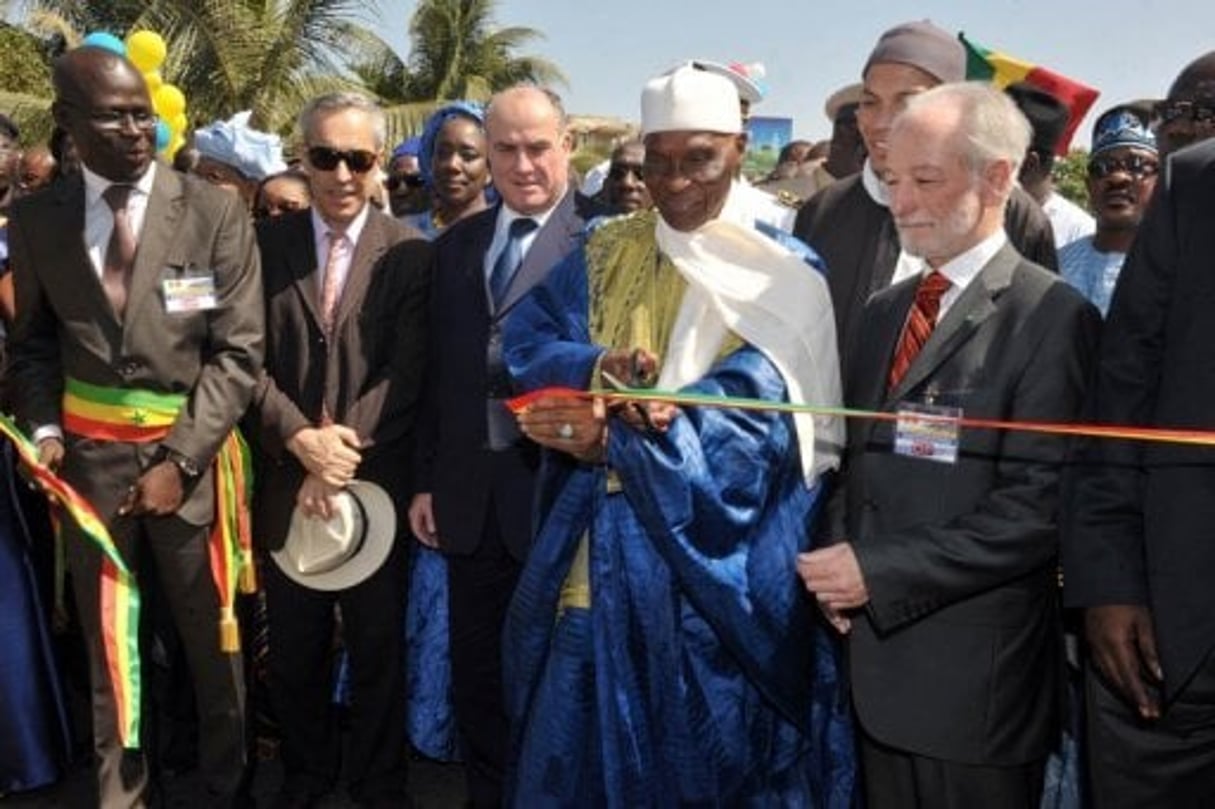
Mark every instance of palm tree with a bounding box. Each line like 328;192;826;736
401;0;564;101
14;0;394;138
357;0;566;144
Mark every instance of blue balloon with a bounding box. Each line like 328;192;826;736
154;119;171;152
81;32;127;56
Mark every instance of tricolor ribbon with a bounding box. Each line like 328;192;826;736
56;378;255;747
0;412;142;748
507;386;1215;448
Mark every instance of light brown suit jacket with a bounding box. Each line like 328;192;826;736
7;166;265;524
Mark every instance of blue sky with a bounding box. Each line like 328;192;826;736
376;0;1214;149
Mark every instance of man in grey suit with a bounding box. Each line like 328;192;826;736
408;85;602;808
8;47;263;807
250;92;430;808
798;83;1100;808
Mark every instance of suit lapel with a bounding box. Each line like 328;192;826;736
886;245;1017;403
460;207;498;314
124;166;184;338
496;189;579;317
288;214;322;328
333;211;390;330
53;176;123;335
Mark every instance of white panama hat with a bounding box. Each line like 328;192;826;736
272;480;396;591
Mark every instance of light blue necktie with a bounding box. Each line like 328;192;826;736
489;217;538;307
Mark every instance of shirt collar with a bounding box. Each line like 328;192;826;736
921;228;1008;292
311;201;371;245
860;158;890;207
497;187;566;234
82;161;156;206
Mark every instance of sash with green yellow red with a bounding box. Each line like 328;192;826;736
3;377;255;749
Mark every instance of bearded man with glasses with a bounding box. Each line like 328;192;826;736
248;91;431;808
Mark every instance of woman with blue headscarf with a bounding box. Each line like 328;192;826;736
403;101;492;239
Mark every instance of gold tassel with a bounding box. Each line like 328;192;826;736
239;553;257;593
219;606;240;653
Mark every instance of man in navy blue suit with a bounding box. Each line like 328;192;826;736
407;84;601;808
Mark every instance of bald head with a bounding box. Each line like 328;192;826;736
53;47;146;109
52;47;155;182
485;85;572;215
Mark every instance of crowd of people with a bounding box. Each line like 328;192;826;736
1;15;1214;809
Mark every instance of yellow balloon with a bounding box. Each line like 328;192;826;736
171;113;189;136
126;30;167;73
154;84;187;120
143;70;163;94
167;133;186;159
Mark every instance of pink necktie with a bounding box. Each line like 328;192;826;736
102;184;136;318
320;231;349;334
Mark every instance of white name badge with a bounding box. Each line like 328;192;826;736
163;273;218;313
894;403;961;465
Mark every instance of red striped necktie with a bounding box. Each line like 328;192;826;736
888;270;952;391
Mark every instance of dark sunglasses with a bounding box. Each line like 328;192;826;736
608;163;644;181
1154;100;1215;127
1088;153;1159;180
386;173;426;191
307;146;377;174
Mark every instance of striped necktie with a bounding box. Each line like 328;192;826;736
888;270;952;391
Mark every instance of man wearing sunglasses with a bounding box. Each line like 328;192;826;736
385;138;429;218
250;91;430;808
1153;51;1215;158
1058;106;1158;316
409;84;603;808
8;46;263;807
596;140;651;213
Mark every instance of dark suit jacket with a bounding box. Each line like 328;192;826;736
250;208;430;550
414;190;600;559
7;167;264;525
1064;139;1215;700
833;243;1100;765
793;173;1058;362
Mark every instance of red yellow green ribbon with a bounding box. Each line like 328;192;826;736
60;378;254;745
508;385;1215;448
0;412;142;749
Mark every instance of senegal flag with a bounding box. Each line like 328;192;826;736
960;32;1099;154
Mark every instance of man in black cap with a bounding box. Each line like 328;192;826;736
793;20;1058;361
1007;82;1094;249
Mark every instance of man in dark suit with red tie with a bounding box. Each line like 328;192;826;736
408;85;602;808
250;92;430;808
797;82;1100;808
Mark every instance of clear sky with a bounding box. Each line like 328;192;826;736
375;0;1214;150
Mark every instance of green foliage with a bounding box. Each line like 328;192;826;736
0;23;55;144
1053;149;1092;212
4;0;570;150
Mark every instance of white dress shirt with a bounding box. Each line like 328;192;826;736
82;162;157;279
483;194;563;287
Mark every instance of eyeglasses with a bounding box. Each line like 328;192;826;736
1153;100;1215;127
72;106;157;132
307;146;377;174
1088;153;1159;180
386;172;426;191
608;163;644;181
